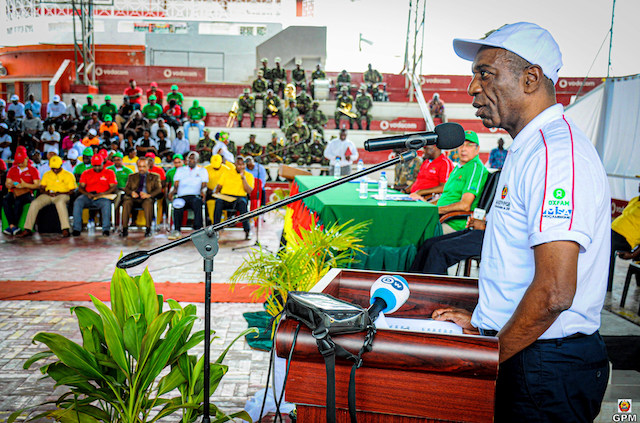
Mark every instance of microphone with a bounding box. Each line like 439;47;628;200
363;122;465;152
368;275;410;322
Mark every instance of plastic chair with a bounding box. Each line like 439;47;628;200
620;262;640;315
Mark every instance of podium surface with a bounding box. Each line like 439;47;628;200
275;268;499;423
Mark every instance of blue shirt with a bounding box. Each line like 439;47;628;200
24;100;42;119
247;163;267;184
488;147;507;169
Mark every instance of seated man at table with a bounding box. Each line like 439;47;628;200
121;158;162;238
72;155;117;236
213;156;254;239
430;130;488;234
168;151;208;239
408;143;454;198
16;155;77;238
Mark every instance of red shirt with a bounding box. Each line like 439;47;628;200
411;153;454;193
124;86;144;105
80;168;117;193
7;165;40;193
163;104;182;117
146;88;164;104
0;159;6;172
150;165;166;181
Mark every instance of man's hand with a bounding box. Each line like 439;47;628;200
47;191;57;197
467;218;486;230
619;249;640;260
140;192;150;199
131;191;139;199
432;307;479;334
168;192;174;202
409;192;426;202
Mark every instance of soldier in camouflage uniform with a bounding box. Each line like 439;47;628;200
310;63;327;99
336;70;352;96
291;59;306;92
392;149;423;193
241;133;263;163
334;86;354;129
260;58;271;87
252;71;268;102
355;86;374;130
284;133;309;165
363;63;383;92
296;90;313;116
262;89;282;128
284;116;311;142
270;57;287;98
236;88;256;128
304;101;327;140
282;100;300;131
307;132;328;166
264;132;284;164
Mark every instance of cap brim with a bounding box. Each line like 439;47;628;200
453;38;505;61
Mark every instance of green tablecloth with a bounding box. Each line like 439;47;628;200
294;176;442;271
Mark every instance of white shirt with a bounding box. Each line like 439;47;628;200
150;122;175;141
172;136;190;157
72;141;86;158
174;165;209;197
47;101;67;118
8;102;25;119
67;102;81;119
41;130;61;154
135;137;158;149
212;141;234;163
63;160;78;173
323;138;359;166
472;104;610;339
0;133;12;161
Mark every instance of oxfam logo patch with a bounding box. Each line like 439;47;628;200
553;188;566;200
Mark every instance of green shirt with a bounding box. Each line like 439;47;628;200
166;167;177;187
73;163;91;177
81;104;97;117
107;165;134;189
438;155;488;231
166;92;184;105
142;103;163;119
188;106;206;120
99;103;117;119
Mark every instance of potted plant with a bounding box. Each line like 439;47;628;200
9;266;256;423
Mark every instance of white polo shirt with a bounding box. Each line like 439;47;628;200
174;165;209;197
471;104;610;339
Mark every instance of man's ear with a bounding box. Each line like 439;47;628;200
523;65;544;94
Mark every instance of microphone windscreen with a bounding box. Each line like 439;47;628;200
434;122;466;150
370;275;410;314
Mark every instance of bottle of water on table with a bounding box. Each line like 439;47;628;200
378;172;387;206
357;160;367;199
334;157;341;178
87;219;95;236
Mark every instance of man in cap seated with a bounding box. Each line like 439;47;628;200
212;156;254;240
16;155;77;238
72;155;117;236
204;154;232;223
183;99;206;139
99;114;120;140
98;95;117;121
172;128;190;158
63;148;80;173
3;150;40;236
46;94;67;127
142;95;163;120
237;88;256;128
121;157;162;237
73;147;95;181
82;128;100;147
168;151;208;239
146;82;164;105
166;85;184;106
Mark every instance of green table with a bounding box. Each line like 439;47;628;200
293;176;442;271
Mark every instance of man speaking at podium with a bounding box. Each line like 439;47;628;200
433;23;610;422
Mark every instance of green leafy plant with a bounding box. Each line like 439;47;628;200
231;217;369;318
9;267;256;423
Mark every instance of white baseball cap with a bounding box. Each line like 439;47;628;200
88;128;97;136
453;22;563;85
10;94;19;101
53;94;61;102
67;149;79;159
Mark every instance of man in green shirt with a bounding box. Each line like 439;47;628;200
183;99;206;138
73;147;95;181
142;95;163;120
107;151;134;189
98;95;117;121
434;130;488;234
166;85;184;106
81;95;97;128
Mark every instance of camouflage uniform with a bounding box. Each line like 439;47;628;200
295;91;313;116
364;66;383;88
304;103;327;140
284;119;311;142
282;104;300;131
260;60;271;84
270;63;287;97
237;92;256;127
355;91;374;130
334;90;354;129
307;139;328;165
292;65;306;91
284;136;309;165
310;65;327;99
262;94;282;128
252;77;268;101
241;137;263;163
393;155;423;192
336;71;352;94
196;136;215;163
265;140;284;164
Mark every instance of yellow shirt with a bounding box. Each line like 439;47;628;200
205;162;232;190
218;169;254;197
41;169;77;193
612;196;640;247
123;156;138;171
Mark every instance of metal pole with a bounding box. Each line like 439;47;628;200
202;259;212;423
607;0;616;78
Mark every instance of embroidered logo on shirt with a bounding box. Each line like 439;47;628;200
501;185;508;199
495;184;511;211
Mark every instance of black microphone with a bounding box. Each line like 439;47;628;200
363;122;465;152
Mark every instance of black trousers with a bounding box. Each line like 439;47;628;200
608;229;632;291
2;192;33;227
213;196;249;233
173;195;203;232
409;229;484;275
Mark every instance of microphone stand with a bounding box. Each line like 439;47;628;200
116;150;418;423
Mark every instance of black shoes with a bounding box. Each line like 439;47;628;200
121;227;128;237
102;230;110;237
145;228;152;237
72;230;81;237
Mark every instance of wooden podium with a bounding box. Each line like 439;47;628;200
274;269;499;423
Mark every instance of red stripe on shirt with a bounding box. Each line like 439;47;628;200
539;129;549;232
562;115;576;230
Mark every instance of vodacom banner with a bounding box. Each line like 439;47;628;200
371;117;426;132
94;65;206;84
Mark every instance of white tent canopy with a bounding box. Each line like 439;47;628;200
565;74;640;200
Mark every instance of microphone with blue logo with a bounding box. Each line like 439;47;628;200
367;275;410;323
